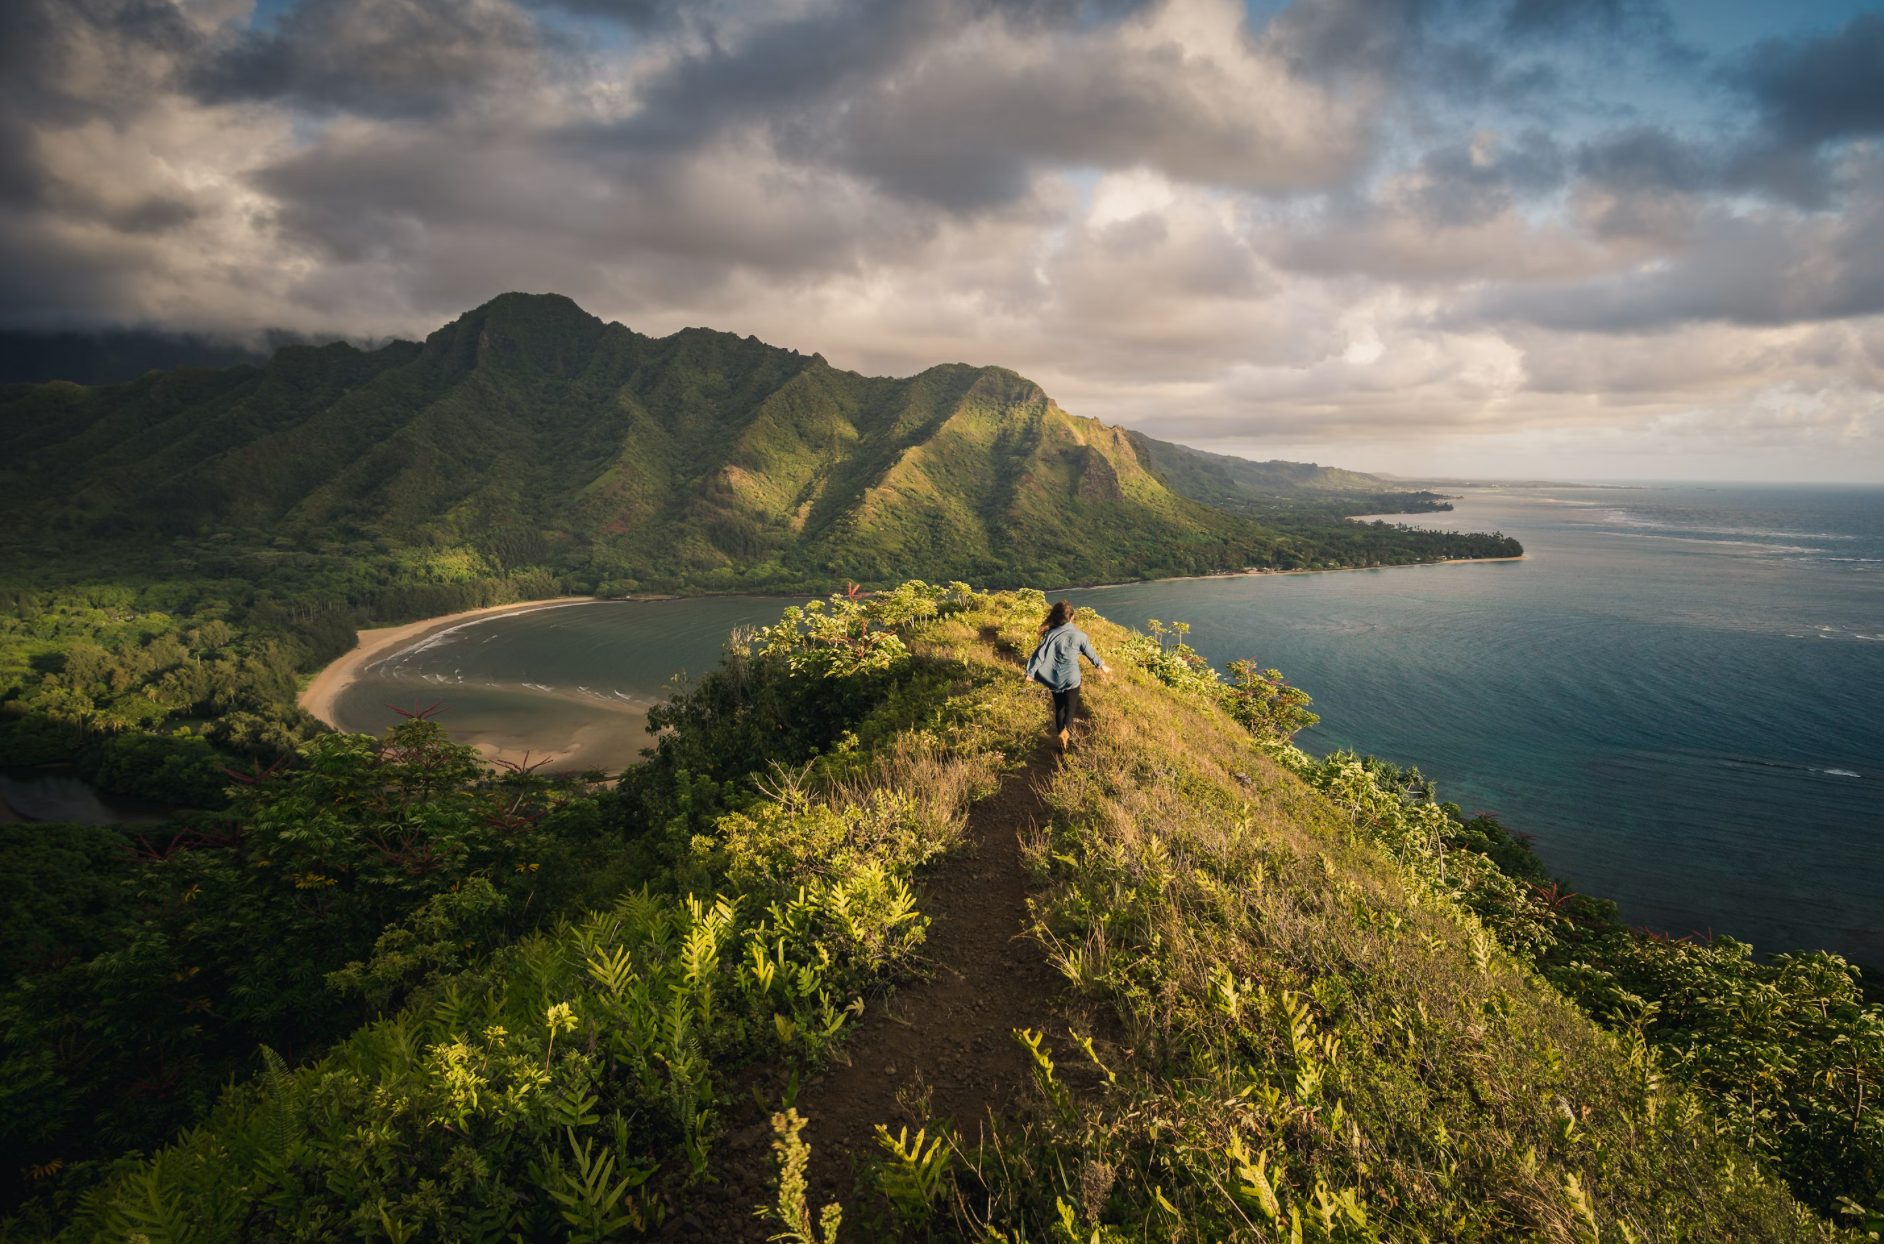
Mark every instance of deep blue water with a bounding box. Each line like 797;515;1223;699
1065;483;1884;964
332;483;1884;964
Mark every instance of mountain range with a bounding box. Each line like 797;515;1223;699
0;293;1517;595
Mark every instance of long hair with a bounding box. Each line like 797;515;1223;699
1038;600;1074;636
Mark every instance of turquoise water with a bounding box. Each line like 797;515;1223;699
332;483;1884;964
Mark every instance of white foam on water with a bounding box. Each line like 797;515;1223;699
1595;531;1825;554
370;601;590;671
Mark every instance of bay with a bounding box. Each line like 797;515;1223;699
329;483;1884;964
330;597;807;772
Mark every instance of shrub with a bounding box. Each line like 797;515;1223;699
79;731;233;808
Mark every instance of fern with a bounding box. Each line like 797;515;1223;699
874;1124;953;1224
256;1043;296;1160
760;1109;842;1244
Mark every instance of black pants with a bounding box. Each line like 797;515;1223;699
1048;682;1080;732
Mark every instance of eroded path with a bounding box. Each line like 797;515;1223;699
796;748;1069;1189
668;747;1073;1241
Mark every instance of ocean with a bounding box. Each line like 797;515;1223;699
334;483;1884;964
1066;483;1884;964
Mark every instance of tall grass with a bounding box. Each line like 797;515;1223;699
929;606;1835;1242
21;587;1855;1242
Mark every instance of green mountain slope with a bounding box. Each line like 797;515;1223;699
1127;431;1456;519
0;294;1520;771
0;293;1517;594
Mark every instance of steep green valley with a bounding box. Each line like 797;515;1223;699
0;292;1517;776
0;292;1513;595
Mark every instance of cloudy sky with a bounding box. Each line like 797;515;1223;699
4;0;1883;479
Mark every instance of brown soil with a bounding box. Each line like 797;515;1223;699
662;741;1081;1241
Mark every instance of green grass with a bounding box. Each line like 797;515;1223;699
973;607;1830;1241
15;586;1859;1242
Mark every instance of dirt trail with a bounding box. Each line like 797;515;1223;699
796;748;1069;1181
667;746;1073;1241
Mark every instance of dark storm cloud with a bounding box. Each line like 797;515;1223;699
1569;125;1723;239
1261;0;1432;80
1733;14;1884;146
600;0;940;153
0;119;45;213
0;199;149;328
251;120;891;285
1711;15;1884;207
1575;126;1711;196
527;0;1148;28
1497;0;1673;44
576;0;994;206
0;0;214;323
22;0;209;116
516;0;680;24
192;0;543;117
1266;0;1683;104
570;0;1368;211
1407;129;1564;226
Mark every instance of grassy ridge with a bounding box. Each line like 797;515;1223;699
13;586;1862;1242
1013;615;1875;1240
1126;432;1458;521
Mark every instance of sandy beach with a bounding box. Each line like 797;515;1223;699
297;597;586;730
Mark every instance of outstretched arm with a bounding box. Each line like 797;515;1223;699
1079;635;1106;675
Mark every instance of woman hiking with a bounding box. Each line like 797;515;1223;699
1023;600;1106;751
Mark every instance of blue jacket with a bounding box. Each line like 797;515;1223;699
1025;624;1105;692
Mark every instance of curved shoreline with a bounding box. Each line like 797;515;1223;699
1046;554;1526;593
297;597;588;729
299;556;1527;730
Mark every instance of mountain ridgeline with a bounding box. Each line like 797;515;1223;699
1124;433;1459;521
0;293;1517;597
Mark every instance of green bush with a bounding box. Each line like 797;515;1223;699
0;824;135;969
20;584;1028;1238
0;717;617;1212
1270;731;1884;1219
78;732;233;808
0;715;72;766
